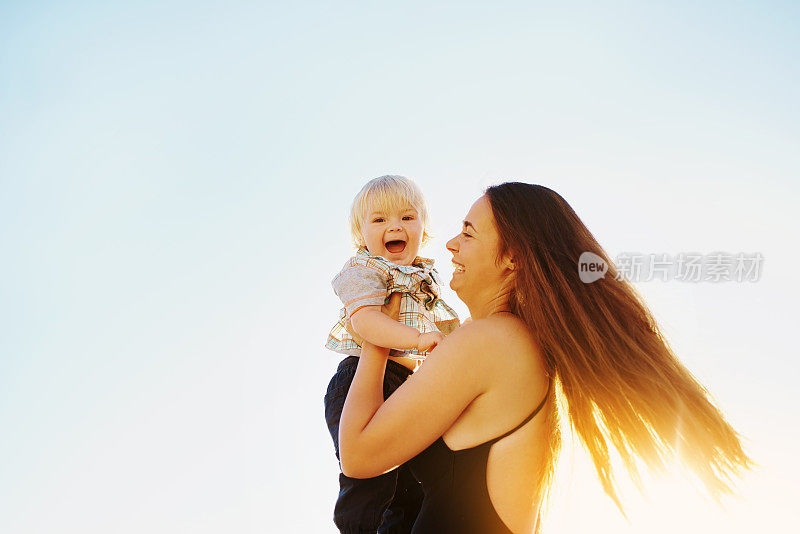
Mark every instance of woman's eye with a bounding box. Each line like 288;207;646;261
462;232;472;238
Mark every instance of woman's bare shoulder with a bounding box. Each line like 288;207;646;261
460;313;544;374
458;313;534;341
447;314;541;363
432;315;519;363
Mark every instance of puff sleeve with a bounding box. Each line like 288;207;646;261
332;264;390;320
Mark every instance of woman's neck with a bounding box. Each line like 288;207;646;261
466;294;511;320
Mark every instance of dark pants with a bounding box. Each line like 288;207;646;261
324;356;424;534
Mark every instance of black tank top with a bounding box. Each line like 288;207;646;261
408;380;551;534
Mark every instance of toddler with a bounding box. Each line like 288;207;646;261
323;175;459;533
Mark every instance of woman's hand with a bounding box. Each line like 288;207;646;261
381;292;402;321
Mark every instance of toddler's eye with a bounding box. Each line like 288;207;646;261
402;216;415;221
373;218;385;223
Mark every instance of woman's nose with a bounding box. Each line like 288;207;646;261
446;235;458;253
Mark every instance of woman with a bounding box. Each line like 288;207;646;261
339;183;752;533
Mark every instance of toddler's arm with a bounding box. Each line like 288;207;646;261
350;306;421;350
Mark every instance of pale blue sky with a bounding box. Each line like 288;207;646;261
1;1;798;532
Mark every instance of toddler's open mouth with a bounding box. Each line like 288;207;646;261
385;240;406;254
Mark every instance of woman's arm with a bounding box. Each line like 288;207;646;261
338;320;493;478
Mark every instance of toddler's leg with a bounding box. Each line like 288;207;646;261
324;357;401;533
378;463;423;534
376;360;423;533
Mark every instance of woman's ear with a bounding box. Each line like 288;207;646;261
503;254;515;272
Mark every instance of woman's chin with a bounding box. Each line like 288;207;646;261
449;275;462;292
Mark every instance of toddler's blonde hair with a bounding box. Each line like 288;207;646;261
349;175;431;249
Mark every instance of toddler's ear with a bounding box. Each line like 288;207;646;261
381;292;402;321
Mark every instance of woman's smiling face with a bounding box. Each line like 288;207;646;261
446;195;514;315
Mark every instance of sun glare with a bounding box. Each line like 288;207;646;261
542;435;763;534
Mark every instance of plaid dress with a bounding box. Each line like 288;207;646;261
326;248;460;359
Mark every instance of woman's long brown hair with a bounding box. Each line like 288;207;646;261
485;182;753;527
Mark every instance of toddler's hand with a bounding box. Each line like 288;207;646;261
417;331;444;353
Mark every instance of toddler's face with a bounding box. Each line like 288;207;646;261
361;203;423;266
